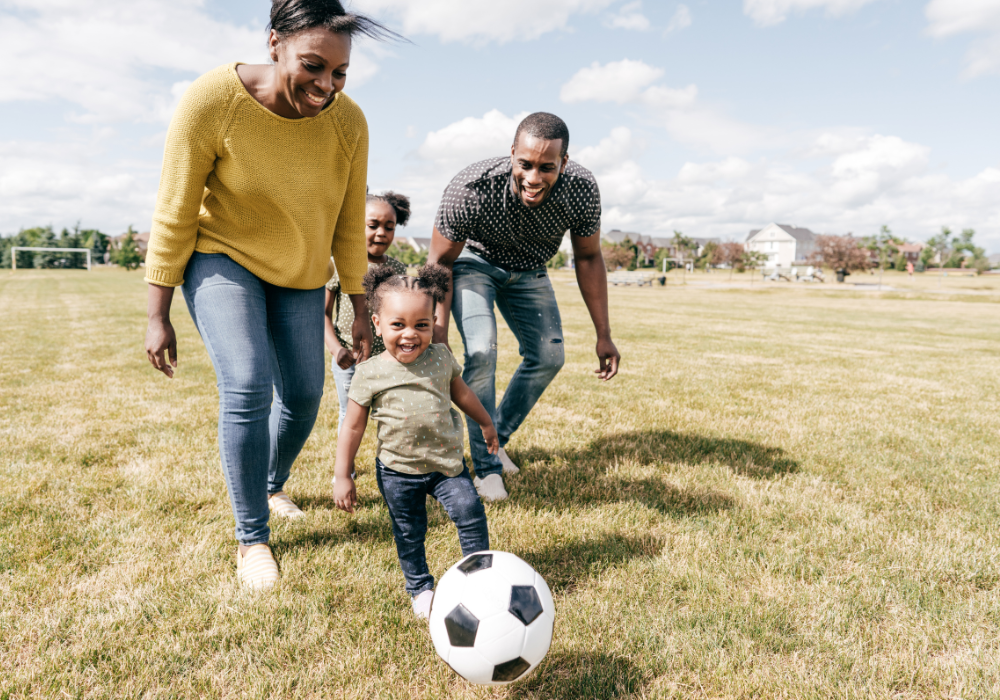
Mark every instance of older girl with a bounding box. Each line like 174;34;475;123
144;0;401;590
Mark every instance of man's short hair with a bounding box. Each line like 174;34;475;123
513;112;569;158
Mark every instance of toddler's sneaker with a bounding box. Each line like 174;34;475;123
473;474;508;502
412;590;434;619
498;448;519;475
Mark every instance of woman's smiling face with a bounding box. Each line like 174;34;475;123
269;27;351;119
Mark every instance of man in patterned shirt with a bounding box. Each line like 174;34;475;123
428;112;621;502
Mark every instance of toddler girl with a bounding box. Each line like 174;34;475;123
324;191;410;430
333;264;499;618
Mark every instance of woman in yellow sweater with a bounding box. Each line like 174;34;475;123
144;0;400;590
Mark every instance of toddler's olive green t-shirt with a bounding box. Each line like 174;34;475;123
348;344;465;476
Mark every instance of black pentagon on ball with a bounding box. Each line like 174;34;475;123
457;553;493;575
492;656;532;682
508;585;544;625
444;604;479;647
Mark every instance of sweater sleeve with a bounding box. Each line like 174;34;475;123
329;106;369;296
144;71;227;287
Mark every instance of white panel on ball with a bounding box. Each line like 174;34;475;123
446;647;495;686
474;616;526;666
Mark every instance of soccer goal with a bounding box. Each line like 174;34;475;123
11;247;91;271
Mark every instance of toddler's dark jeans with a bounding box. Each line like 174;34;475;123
375;458;489;596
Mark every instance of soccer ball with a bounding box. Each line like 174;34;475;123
429;550;554;685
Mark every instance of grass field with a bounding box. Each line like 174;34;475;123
2;267;999;699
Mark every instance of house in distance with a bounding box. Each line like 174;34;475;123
746;223;818;269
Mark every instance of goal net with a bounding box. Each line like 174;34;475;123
10;247;92;271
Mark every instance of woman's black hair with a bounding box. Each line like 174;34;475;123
366;190;411;227
363;264;449;316
268;0;406;43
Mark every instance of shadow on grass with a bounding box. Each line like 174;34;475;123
518;533;663;594
510;651;648;699
521;428;799;479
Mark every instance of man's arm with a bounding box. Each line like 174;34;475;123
570;232;621;381
427;226;466;346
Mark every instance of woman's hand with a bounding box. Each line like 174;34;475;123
146;317;177;378
351;312;373;363
146;284;177;378
333;474;357;514
335;347;356;370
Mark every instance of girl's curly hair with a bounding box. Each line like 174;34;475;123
366;190;410;227
362;263;450;316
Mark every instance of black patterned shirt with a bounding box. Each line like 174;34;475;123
435;157;601;271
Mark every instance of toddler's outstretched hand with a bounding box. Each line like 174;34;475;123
482;422;499;455
334;474;357;514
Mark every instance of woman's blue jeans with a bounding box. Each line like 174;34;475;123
375;459;489;596
451;250;565;479
182;253;325;546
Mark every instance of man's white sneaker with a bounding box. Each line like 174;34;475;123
412;590;434;619
473;474;508;502
498;447;519;475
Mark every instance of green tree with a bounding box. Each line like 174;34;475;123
741;250;769;285
112;226;143;271
653;246;673;272
863;225;901;290
547;250;568;269
948;228;988;272
387;241;428;267
925;227;953;282
696;241;719;271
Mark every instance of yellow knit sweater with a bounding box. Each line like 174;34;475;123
144;63;368;294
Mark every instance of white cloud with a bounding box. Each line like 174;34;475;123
417;109;529;169
561;60;766;154
926;0;1000;78
356;0;614;44
571;128;1000;252
0;0;380;124
0;137;159;234
560;59;665;104
665;4;693;33
743;0;881;27
606;1;651;31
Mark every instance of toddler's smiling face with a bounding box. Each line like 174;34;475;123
372;290;435;364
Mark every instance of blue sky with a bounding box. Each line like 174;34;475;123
2;0;1000;251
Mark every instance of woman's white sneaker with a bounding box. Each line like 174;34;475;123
473;474;508;502
498;448;519;475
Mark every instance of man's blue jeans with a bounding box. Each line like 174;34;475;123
182;253;325;546
375;459;489;595
451;250;565;479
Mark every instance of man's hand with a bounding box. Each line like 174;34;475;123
333;474;357;514
145;318;177;378
595;336;620;381
335;347;355;370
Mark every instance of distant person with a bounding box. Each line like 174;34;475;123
143;0;401;590
325;191;410;433
333;265;498;619
428;112;621;502
906;261;914;277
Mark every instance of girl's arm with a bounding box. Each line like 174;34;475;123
333;399;370;513
324;288;355;369
450;377;499;455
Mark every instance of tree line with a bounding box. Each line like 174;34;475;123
1;225;143;270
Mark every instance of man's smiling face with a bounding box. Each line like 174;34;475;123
510;134;568;208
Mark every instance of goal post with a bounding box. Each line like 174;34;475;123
11;247;91;271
